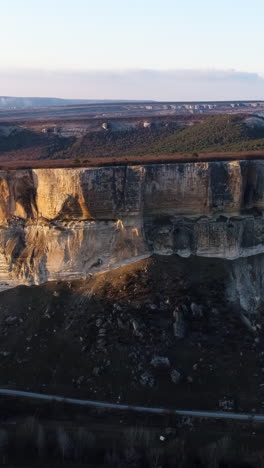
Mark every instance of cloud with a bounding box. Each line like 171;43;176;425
0;68;264;101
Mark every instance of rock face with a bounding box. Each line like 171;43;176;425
1;161;264;312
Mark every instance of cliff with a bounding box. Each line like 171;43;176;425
1;161;264;312
2;160;264;223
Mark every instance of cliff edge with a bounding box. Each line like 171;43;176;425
1;161;264;313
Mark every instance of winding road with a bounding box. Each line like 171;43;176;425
0;388;263;422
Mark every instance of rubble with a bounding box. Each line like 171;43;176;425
190;303;203;317
150;356;170;369
5;316;17;324
218;399;234;411
0;254;261;411
173;309;185;339
170;369;181;384
140;371;154;388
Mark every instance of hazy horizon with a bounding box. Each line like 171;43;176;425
1;0;264;100
1;68;264;102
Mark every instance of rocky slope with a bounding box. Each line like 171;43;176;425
0;256;261;412
1;161;264;313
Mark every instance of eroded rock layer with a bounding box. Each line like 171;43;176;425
1;161;264;312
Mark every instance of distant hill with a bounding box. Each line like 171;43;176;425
0;96;139;109
55;114;264;159
2;113;264;162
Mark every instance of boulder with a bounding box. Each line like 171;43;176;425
151;356;170;368
170;369;181;384
140;371;154;388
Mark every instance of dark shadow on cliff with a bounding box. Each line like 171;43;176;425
55;195;85;220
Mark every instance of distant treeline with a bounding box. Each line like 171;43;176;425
54;115;264;159
2;115;264;162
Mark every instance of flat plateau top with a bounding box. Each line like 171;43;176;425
1;150;264;170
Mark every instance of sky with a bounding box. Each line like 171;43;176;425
1;0;264;100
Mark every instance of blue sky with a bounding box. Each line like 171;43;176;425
1;0;264;99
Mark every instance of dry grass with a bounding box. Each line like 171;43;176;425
0;149;264;171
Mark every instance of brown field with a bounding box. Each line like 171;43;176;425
1;150;264;170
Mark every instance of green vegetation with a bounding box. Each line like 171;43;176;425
54;115;264;159
151;114;264;153
0;128;75;158
215;137;264;152
54;124;179;159
0;129;43;152
2;115;264;162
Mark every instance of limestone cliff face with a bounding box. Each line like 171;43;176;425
1;160;264;224
1;161;264;312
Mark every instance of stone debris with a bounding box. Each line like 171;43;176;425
170;369;181;384
218;398;234;411
5;316;17;324
173;309;185;338
0;252;260;411
0;351;10;357
240;313;256;332
95;318;103;328
131;319;143;337
76;376;84;386
97;339;106;349
117;318;126;329
92;367;100;376
150;356;170;369
140;371;154;388
190;303;203;317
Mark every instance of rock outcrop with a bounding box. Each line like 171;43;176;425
1;161;264;312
